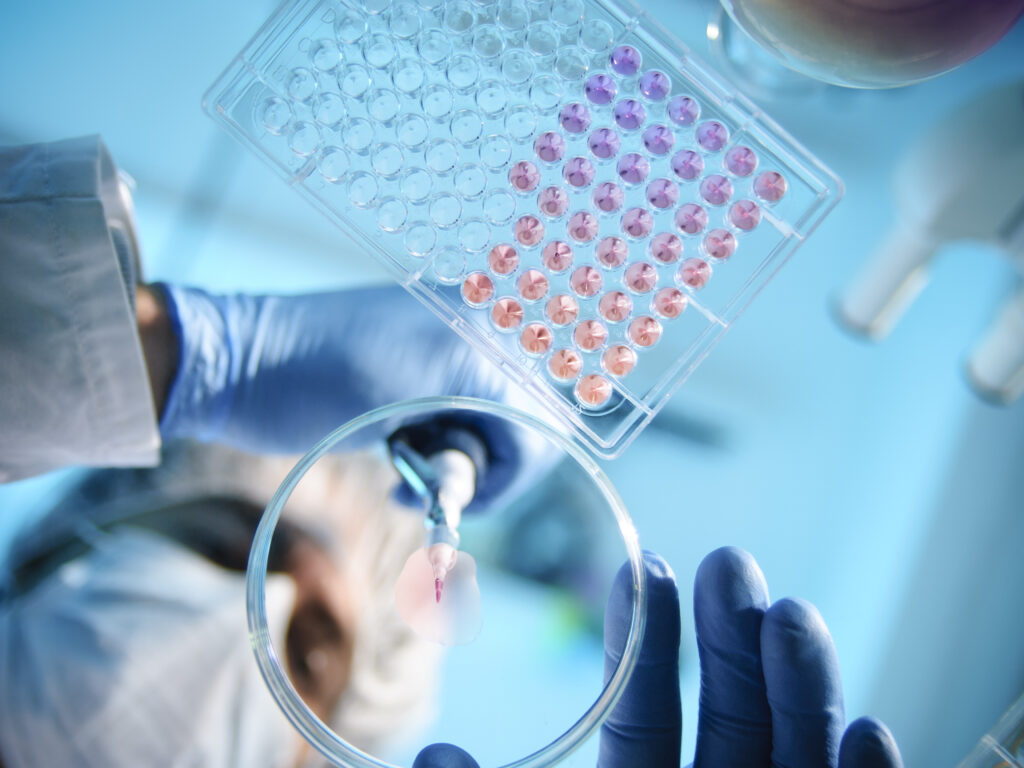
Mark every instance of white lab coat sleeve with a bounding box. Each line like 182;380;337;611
0;135;160;483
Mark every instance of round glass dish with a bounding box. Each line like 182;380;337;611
247;396;646;768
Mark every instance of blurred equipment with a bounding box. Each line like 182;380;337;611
837;80;1024;404
957;691;1024;767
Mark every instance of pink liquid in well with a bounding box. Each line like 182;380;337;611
570;265;603;297
509;160;540;192
514;214;545;246
462;272;494;304
534;131;566;163
492;297;524;329
613;99;647;131
617;152;650;184
576;373;612;406
696;120;729;152
675;203;708;235
588;128;621;160
700;174;733;206
520;322;553;355
549;348;583;379
567;211;599;243
488;243;519;275
667;95;700;126
754;170;787;202
639;70;671;101
574;319;608;351
641;124;674;155
651;232;683;263
585;73;617;105
593;181;624;213
546;294;579;325
622;208;654;239
599;291;633;322
395;547;481;647
610;45;642;76
729;199;761;231
517;269;550;301
725;146;758;176
560;102;592;134
678;257;711;290
629;315;663;347
542;240;574;272
671;149;704;181
654;287;688;318
646;178;679;209
704;228;737;260
563;157;596;188
596;236;629;268
603;344;637;376
624;261;658;293
538;186;570;217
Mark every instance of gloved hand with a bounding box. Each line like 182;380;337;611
157;283;549;511
412;547;903;768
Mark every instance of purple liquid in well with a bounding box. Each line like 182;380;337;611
725;146;758;176
596;236;628;268
642;124;674;155
588;127;621;159
671;150;704;181
560;102;592;133
667;95;700;126
696;120;729;152
584;73;617;105
650;232;682;263
729;199;761;231
646;178;679;209
563;157;596;188
514;214;545;246
538;186;570;217
621;208;654;239
543;240;574;272
617;153;650;184
593;182;624;213
678;257;711;290
639;70;671;100
613;99;646;130
704;228;737;260
509;160;540;192
700;174;733;206
609;45;642;76
754;170;787;202
675;203;708;235
568;211;599;242
624;261;657;293
534;131;567;162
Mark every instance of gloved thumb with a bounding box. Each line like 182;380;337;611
412;743;480;768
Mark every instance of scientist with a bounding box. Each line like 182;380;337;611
0;136;902;767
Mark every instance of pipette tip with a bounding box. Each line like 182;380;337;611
435;578;443;603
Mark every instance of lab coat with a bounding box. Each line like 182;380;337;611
0;136;159;483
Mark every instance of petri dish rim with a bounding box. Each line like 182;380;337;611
246;396;647;768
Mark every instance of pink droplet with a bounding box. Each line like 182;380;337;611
654;287;687;318
677;257;711;289
514;214;544;246
613;99;646;131
753;170;787;202
462;272;494;304
585;73;617;105
624;261;657;293
546;294;579;325
641;124;674;155
609;45;642;76
639;70;671;101
538;186;570;217
542;240;573;272
593;181;624;213
576;373;612;406
704;228;737;260
560;102;592;134
520;322;553;354
549;348;583;379
650;232;682;263
517;269;550;300
621;207;654;239
599;291;633;322
603;344;637;376
696;120;728;152
588;128;621;160
629;315;662;347
563;157;596;188
567;211;599;242
534;131;566;163
729;199;761;231
667;95;699;126
671;149;704;181
674;203;708;235
699;174;733;206
646;178;679;209
492;297;524;329
570;265;602;297
725;146;758;176
509;160;540;192
596;236;628;268
488;244;519;275
574;319;608;351
616;152;650;184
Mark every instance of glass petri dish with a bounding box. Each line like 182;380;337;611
247;396;646;768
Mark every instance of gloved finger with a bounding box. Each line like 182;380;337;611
599;552;682;768
412;743;480;768
838;717;903;768
692;546;772;767
761;597;845;768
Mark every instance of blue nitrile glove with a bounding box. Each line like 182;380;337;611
413;548;904;768
157;283;549;512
